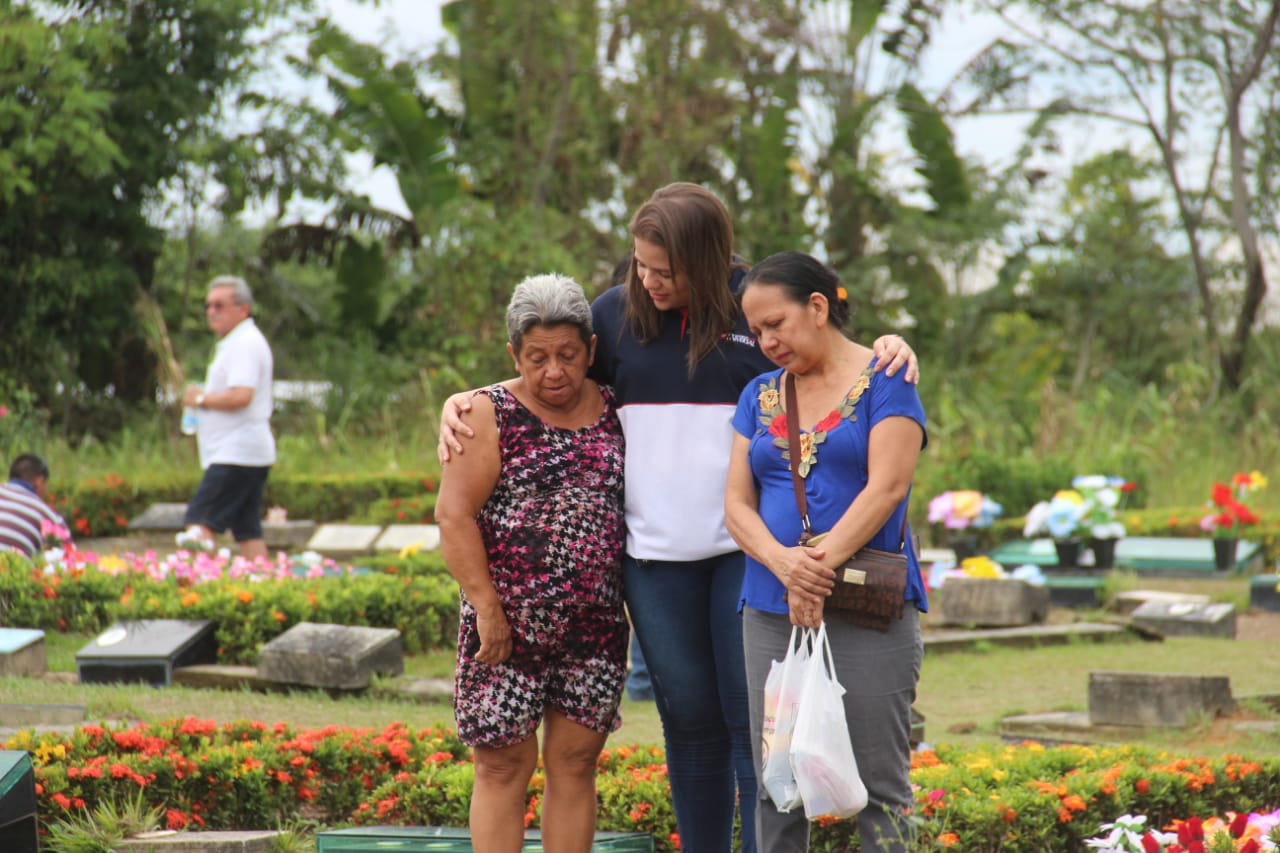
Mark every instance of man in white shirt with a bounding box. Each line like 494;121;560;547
179;275;276;559
0;454;72;557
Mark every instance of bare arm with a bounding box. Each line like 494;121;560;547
724;433;835;628
183;384;253;410
805;416;924;568
434;395;511;665
437;381;517;464
871;336;920;384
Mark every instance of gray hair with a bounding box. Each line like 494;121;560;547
506;273;593;350
208;275;253;310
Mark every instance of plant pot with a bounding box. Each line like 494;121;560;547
1087;537;1118;570
1053;538;1082;568
1212;537;1238;572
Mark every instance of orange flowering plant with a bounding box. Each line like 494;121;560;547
1200;471;1267;534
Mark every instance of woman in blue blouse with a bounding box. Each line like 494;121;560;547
724;251;928;853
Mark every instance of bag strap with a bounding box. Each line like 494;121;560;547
784;370;908;551
784;372;814;541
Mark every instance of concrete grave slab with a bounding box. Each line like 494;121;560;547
76;620;218;687
172;664;285;693
0;629;46;678
0;704;85;727
923;622;1132;654
306;524;382;555
263;520;316;550
1130;600;1237;639
938;577;1050;627
1111;589;1210;616
118;830;282;852
128;503;190;532
1088;671;1234;727
258;622;403;690
374;524;440;552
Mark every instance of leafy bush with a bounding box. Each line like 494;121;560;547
48;470;441;537
11;724;1280;851
0;553;459;661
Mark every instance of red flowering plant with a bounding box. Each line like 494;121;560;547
1200;471;1267;535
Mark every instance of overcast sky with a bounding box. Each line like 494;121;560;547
310;1;1104;225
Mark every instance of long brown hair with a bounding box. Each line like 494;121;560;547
626;183;744;374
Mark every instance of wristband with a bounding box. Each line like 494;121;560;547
195;393;206;408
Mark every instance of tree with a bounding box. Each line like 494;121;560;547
0;0;307;435
969;0;1280;391
1017;149;1200;390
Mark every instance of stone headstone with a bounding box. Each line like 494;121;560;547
117;830;282;852
305;524;382;556
76;620;218;687
0;750;38;853
262;520;317;550
257;622;403;690
0;629;46;678
1088;671;1234;727
918;547;954;566
374;524;441;552
1250;574;1280;613
1130;600;1237;639
128;503;190;532
1111;589;1210;616
938;577;1050;627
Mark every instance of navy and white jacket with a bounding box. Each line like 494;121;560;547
589;272;774;562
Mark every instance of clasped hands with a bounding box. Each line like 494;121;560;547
775;544;835;628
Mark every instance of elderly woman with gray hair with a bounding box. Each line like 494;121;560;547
435;273;629;853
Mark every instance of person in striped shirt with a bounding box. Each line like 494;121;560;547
0;453;70;558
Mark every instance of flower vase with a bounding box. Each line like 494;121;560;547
1087;537;1118;570
1053;538;1082;568
1212;537;1238;572
950;532;978;565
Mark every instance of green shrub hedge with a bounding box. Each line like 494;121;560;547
9;721;1278;852
49;471;441;537
0;551;458;662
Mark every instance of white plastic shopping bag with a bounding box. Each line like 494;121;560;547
760;625;808;812
790;622;869;819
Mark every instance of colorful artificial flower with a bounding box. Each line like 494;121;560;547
928;490;1003;530
1025;475;1132;540
1200;471;1266;534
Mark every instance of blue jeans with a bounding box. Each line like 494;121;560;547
624;553;756;853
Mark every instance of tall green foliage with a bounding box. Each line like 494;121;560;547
970;0;1280;392
0;0;304;436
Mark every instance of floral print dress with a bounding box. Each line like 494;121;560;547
453;383;629;748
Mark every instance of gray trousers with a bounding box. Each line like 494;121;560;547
744;606;922;853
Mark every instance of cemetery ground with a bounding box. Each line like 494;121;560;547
4;574;1278;760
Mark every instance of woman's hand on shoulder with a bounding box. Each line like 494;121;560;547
437;390;479;464
872;335;919;384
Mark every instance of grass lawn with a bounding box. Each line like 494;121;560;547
6;574;1276;760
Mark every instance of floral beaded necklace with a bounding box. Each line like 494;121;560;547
755;365;874;477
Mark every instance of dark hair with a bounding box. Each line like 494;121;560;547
626;183;745;373
741;251;851;329
611;251;633;287
9;453;49;483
